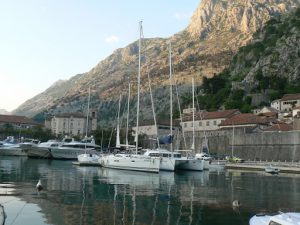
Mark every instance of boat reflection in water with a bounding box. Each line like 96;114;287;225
1;156;300;225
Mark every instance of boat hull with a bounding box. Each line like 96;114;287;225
51;147;97;160
0;146;26;156
175;158;204;171
77;153;101;164
23;146;52;159
100;154;160;173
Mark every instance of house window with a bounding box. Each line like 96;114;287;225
184;123;187;128
199;121;202;126
78;130;81;134
206;121;209;126
213;121;217;125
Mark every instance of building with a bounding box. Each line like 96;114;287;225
48;110;97;137
132;119;180;137
0;114;39;129
218;113;269;130
181;109;240;132
271;93;300;112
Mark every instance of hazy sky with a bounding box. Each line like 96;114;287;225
0;0;200;112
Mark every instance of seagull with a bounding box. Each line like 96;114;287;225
36;179;43;192
232;200;241;207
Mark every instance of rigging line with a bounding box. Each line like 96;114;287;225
10;202;27;225
147;65;160;149
175;83;187;149
108;102;120;148
195;84;209;153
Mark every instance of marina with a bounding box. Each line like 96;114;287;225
1;156;300;224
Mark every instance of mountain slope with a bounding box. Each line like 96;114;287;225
13;0;300;122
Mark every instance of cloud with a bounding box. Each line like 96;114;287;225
173;12;192;21
105;35;119;43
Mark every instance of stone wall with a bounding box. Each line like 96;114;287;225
181;130;300;162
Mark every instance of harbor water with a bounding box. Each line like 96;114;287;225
1;156;300;225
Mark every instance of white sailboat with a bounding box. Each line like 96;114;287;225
77;87;101;164
249;212;300;225
100;21;160;173
169;53;203;171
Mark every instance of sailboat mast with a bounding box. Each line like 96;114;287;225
116;95;121;148
192;78;195;152
126;83;130;148
232;124;235;157
135;21;142;154
85;87;91;152
169;42;173;153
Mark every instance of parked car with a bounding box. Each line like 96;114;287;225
226;156;244;163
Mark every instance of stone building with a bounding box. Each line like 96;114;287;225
48;110;97;137
181;109;240;132
271;93;300;112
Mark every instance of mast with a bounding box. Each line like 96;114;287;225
169;42;173;153
126;83;130;149
232;124;235;157
116;95;121;148
135;21;143;154
191;78;195;151
147;69;160;149
85;87;91;152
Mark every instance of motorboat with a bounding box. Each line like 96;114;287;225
249;212;300;225
0;136;26;156
51;137;100;159
22;140;60;159
100;153;160;173
265;164;280;174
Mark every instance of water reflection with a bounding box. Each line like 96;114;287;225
0;156;300;225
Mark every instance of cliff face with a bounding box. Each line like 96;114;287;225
13;0;300;122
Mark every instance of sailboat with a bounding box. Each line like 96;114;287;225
76;88;101;164
99;21;160;173
145;44;203;171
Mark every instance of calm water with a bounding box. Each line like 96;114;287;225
0;157;300;225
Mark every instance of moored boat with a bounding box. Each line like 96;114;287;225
249;212;300;225
265;164;280;174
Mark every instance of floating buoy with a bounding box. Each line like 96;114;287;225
36;179;43;192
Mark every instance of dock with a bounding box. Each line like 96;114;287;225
225;161;300;174
0;204;6;225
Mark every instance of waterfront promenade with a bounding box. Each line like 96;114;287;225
226;161;300;173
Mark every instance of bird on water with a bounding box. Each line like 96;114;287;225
36;179;43;192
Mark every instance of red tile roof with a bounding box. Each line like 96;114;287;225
219;113;266;126
0;114;39;125
264;123;293;132
182;109;240;122
281;93;300;101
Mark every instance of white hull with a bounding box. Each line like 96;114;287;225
51;148;97;160
249;212;300;225
175;158;204;171
77;153;101;164
159;157;176;171
100;154;160;173
24;146;52;158
0;146;26;156
203;160;210;170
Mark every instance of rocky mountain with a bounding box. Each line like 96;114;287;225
230;7;300;86
13;0;300;125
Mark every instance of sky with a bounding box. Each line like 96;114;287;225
0;0;200;112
